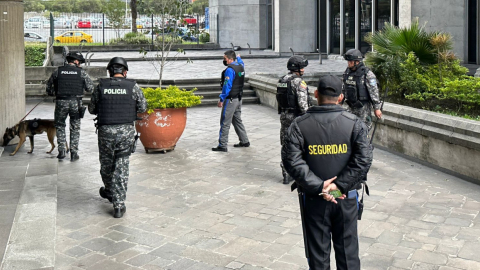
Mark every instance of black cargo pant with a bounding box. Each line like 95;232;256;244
303;194;360;270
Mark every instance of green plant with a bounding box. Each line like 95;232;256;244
110;32;151;45
25;43;46;66
155;35;183;44
142;85;203;113
199;32;210;43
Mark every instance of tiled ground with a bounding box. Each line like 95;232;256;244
1;101;480;270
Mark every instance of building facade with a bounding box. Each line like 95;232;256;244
209;0;479;64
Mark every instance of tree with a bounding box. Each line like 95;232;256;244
131;0;138;33
188;0;208;15
104;0;125;39
24;0;45;12
74;0;104;13
140;0;190;87
47;0;75;13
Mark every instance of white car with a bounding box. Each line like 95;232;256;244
24;32;47;42
42;19;50;29
26;17;42;28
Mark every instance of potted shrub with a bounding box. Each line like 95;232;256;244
135;85;202;153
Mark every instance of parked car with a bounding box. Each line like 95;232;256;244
54;19;71;29
42;19;50;29
178;27;198;42
25;17;42;28
91;18;103;29
183;16;197;26
77;19;92;28
24;32;47;42
54;31;93;43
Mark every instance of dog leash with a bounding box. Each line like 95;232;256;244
18;97;48;123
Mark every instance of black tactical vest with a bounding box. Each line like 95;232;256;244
224;63;245;99
277;74;301;115
55;65;84;97
97;78;137;126
343;64;370;107
297;109;355;180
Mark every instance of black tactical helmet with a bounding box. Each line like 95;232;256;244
66;52;85;64
107;57;129;71
344;49;363;61
287;55;308;71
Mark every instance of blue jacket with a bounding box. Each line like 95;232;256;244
220;56;244;102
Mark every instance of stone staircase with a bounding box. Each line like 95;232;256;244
26;77;260;107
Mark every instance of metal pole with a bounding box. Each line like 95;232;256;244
197;14;199;45
355;0;360;50
50;12;54;39
125;0;128;25
216;14;219;44
103;13;105;46
152;14;154;46
340;0;345;55
326;0;331;54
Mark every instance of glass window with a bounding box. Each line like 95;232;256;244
75;32;83;36
360;0;372;53
376;0;391;30
345;0;355;51
330;0;341;54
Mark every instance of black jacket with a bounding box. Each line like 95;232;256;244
281;104;373;195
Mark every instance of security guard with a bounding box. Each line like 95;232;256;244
342;49;382;130
88;57;147;218
277;55;311;184
46;51;94;160
212;50;250;152
282;75;373;270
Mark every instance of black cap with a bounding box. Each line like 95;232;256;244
317;75;343;97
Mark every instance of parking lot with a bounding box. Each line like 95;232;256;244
24;13;204;44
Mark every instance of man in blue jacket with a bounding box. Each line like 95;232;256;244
212;50;250;152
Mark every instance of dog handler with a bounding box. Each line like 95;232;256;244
88;57;147;218
46;52;94;161
282;75;373;269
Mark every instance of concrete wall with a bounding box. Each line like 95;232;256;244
209;0;267;49
0;1;25;146
249;74;480;183
274;0;316;53
400;0;467;62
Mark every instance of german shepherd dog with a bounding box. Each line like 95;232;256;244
2;119;65;156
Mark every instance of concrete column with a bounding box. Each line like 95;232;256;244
0;1;25;146
398;0;412;28
274;0;316;53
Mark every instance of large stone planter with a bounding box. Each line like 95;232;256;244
135;107;187;153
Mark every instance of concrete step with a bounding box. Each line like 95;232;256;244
137;83;252;92
196;96;260;107
194;90;256;99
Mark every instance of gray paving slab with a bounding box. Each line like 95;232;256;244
88;57;346;81
2;99;480;269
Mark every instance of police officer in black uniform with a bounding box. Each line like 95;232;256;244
277;55;311;184
46;51;94;160
88;57;147;218
342;49;382;131
282;75;373;270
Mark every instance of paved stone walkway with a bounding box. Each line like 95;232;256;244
88;50;346;80
1;101;480;270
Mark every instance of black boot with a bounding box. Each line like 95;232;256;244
114;206;126;218
99;187;112;202
71;152;79;161
234;142;250;147
212;146;228;152
57;150;66;159
283;175;293;185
